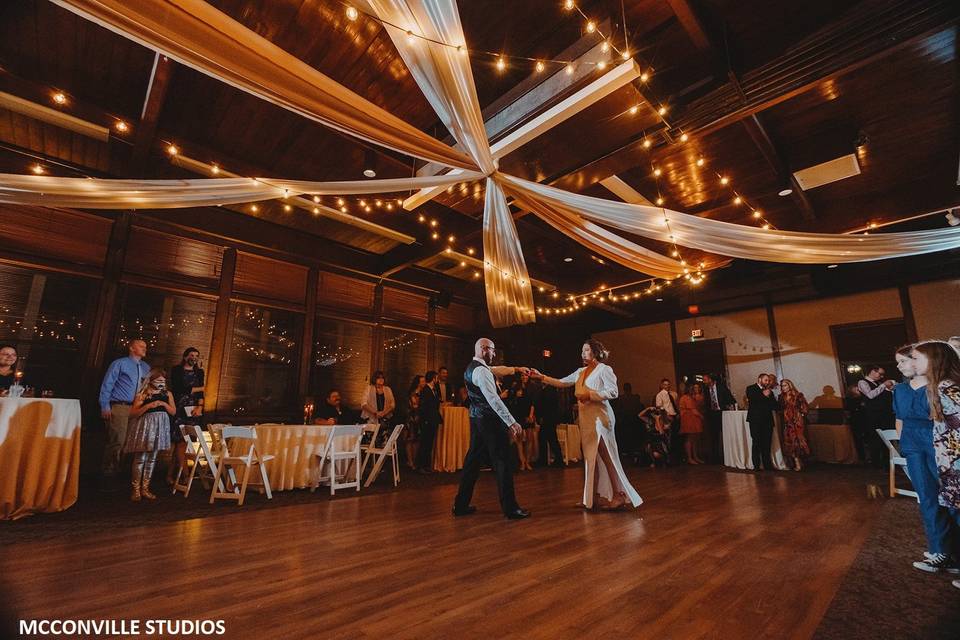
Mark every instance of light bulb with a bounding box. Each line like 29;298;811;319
251;204;259;213
642;138;652;149
601;41;609;53
629;105;638;115
496;56;506;71
656;197;664;205
586;21;595;33
467;247;475;255
653;168;661;177
210;164;220;175
733;196;742;204
565;63;574;75
696;157;704;167
345;6;358;21
679;133;689;142
564;0;575;9
283;204;291;212
114;120;129;133
597;60;607;70
640;72;649;82
752;211;762;218
166;144;178;156
535;60;545;73
448;235;455;242
336;198;344;206
313;195;320;203
430;219;438;227
621;50;630;60
658;105;668;116
52;92;67;105
31;164;44;175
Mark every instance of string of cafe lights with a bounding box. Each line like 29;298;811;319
338;1;635;76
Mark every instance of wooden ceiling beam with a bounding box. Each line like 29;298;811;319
130;53;175;173
666;0;713;52
741;113;817;222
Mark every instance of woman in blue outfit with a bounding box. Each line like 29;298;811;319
893;344;958;574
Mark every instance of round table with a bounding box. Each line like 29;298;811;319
0;397;81;520
721;410;789;470
433;405;470;472
557;423;582;463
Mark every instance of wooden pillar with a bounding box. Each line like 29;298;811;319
370;282;384;374
764;298;784;380
427;303;437;368
83;212;132;409
669;320;681;386
898;284;919;343
298;266;319;398
203;247;237;416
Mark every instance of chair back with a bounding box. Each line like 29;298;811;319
192;424;217;462
221;425;258;461
875;428;905;461
382;423;404;451
330;424;363;457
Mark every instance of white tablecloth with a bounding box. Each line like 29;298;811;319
557;423;582;463
434;406;470;472
721;410;788;470
215;424;359;491
0;397;81;519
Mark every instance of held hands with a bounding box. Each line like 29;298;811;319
528;368;543;380
508;423;523;439
516;366;531;377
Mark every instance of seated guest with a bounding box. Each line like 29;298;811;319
0;344;22;390
314;389;356;425
640;407;670;467
455;383;469;407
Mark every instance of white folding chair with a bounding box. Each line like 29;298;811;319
360;422;381;462
311;425;362;495
210;426;275;506
172;424;221;497
362;424;405;487
875;429;918;499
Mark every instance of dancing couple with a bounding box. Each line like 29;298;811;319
453;337;642;520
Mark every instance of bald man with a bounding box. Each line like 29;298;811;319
453;338;532;520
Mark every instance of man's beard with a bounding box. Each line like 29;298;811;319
482;353;493;365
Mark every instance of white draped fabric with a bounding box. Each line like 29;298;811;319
502;174;960;263
20;0;960;327
0;172;483;209
52;0;477;171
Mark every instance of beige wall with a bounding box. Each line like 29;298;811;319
774;289;902;404
910;278;960;341
595;322;674;404
676;308;775;406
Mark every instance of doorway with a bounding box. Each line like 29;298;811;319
676;338;728;390
830;319;908;392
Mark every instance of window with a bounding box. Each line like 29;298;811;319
435;335;472;390
310;317;373;409
114;286;216;373
0;263;94;396
381;328;427;398
218;303;302;418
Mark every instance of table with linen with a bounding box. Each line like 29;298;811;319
721;410;789;470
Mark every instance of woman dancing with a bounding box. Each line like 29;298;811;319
535;339;642;511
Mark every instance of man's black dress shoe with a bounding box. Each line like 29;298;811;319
452;505;477;517
505;508;531;520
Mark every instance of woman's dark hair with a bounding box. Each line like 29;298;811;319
371;370;385;384
584;338;609;362
181;347;200;361
408;375;425;395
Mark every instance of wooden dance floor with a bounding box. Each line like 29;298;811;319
0;465;882;639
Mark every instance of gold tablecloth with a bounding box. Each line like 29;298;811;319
0;398;81;520
217;424;359;491
806;423;859;464
433;406;471;472
557;423;582;463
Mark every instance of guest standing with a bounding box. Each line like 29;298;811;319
166;347;205;486
124;368;175;501
679;382;706;465
779;379;810;471
507;373;536;471
404;375;425;469
535;383;564;467
437;366;455;403
655;378;679;427
893;345;956;573
416;370;442;474
911;341;960;587
361;370;396;446
746;374;779;471
858;365;895;466
702;373;735;463
98;339;150;482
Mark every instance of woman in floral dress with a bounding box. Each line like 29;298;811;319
779;379;810;471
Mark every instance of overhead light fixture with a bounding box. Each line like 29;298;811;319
345;5;359;21
945;210;960;227
362;149;377;178
51;91;67;105
31;163;45;175
827;264;838;269
655;298;663;302
114;120;129;133
563;257;573;262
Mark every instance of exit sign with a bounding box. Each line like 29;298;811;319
691;329;704;339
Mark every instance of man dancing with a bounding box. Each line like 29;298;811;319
453;338;531;520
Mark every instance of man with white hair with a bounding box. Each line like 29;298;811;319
453;338;532;520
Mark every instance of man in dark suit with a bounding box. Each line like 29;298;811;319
416;370;443;474
746;373;779;471
703;373;736;463
534;382;564;467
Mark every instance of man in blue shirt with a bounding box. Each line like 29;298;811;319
99;339;150;478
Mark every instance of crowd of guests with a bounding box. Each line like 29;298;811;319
315;365;569;475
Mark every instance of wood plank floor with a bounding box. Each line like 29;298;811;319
0;465;883;639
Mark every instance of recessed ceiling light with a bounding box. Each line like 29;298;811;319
563;257;573;262
827;264;838;269
655;298;663;302
778;188;793;196
363;169;376;178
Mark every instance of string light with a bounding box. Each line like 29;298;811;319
585;20;596;33
51;91;67;105
114;120;129;133
31;163;44;175
345;5;359;21
166;144;179;156
535;60;545;73
496;56;506;72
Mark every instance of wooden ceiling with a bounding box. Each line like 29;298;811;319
0;0;957;320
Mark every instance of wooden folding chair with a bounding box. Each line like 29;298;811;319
210;426;275;506
172;424;223;497
362;424;405;487
875;429;918;499
310;425;362;495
